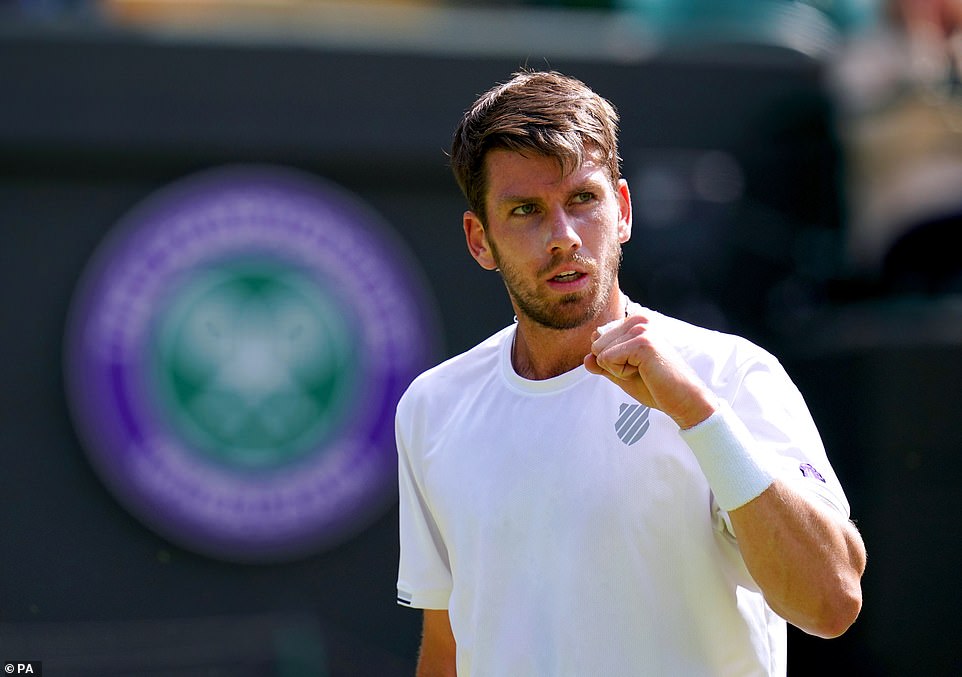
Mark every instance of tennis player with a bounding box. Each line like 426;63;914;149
396;70;866;676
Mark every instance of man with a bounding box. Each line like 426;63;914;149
395;70;866;676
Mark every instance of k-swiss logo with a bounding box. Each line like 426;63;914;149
616;403;651;446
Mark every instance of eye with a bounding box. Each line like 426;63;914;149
573;191;595;204
511;203;538;216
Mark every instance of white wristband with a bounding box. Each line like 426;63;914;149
678;401;776;511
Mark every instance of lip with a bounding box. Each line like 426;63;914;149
545;268;591;291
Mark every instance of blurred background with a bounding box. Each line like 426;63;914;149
2;0;961;674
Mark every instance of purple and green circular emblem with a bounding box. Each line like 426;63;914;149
65;165;438;562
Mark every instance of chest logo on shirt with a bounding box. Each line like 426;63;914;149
615;403;651;446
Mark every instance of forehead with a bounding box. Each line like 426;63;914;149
483;148;609;200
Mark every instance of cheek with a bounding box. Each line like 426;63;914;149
491;228;540;263
586;209;621;249
488;234;534;277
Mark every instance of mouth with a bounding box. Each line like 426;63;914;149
545;267;591;292
541;254;595;291
550;270;586;283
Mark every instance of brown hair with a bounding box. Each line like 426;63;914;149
450;70;622;224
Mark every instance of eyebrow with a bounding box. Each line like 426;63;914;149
494;194;538;206
493;177;608;206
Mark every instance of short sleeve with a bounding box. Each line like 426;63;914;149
730;354;851;519
395;399;452;610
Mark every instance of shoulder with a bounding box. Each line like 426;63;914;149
648;309;772;363
645;309;785;393
398;324;512;415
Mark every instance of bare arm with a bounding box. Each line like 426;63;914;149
728;480;865;637
586;312;866;638
416;609;457;677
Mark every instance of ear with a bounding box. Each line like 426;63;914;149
464;211;498;271
616;178;632;244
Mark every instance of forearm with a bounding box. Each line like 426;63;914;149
417;609;457;677
728;480;866;638
678;402;866;637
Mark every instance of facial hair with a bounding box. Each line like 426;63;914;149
489;238;623;331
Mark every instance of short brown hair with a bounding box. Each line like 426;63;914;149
450;70;622;224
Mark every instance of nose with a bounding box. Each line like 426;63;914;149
546;211;582;254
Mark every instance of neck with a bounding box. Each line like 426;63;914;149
511;290;627;380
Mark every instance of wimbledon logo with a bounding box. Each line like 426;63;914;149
64;165;439;562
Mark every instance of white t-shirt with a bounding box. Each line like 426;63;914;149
396;307;849;676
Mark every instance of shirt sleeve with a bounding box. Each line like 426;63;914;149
395;395;452;610
728;352;852;519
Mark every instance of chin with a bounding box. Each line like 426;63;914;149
534;299;605;331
